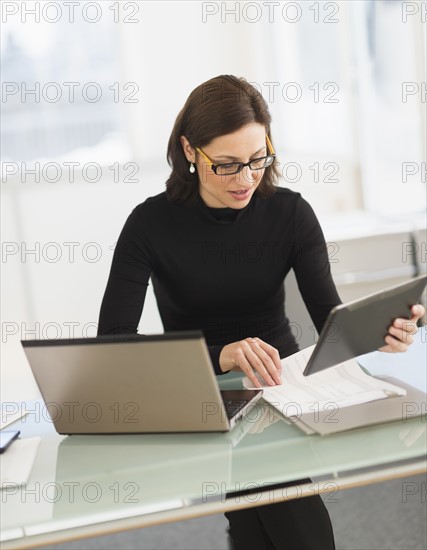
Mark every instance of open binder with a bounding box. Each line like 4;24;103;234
288;376;426;435
243;346;426;436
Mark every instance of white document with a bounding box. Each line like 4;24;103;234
242;345;407;417
0;437;41;487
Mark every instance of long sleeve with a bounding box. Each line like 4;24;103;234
97;208;152;336
292;196;342;334
207;345;224;375
97;205;227;375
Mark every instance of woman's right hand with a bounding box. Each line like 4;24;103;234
219;337;282;388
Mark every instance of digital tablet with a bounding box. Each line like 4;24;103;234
303;274;427;376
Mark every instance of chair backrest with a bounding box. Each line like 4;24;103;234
284;231;420;349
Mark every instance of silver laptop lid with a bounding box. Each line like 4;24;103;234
22;331;234;434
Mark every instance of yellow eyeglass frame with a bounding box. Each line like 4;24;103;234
194;135;276;176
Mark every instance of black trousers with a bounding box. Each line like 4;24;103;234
225;480;336;550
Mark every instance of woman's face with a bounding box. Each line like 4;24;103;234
181;123;268;209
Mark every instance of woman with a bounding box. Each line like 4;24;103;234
97;75;424;550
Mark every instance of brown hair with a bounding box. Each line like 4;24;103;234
165;75;280;202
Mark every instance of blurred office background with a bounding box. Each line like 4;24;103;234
1;0;426;401
1;2;426;550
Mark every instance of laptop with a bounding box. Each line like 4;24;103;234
303;274;427;376
21;331;263;434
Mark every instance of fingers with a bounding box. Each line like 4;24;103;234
225;337;282;388
382;304;424;353
238;350;276;388
410;304;425;323
243;338;281;386
249;337;282;373
387;324;415;346
382;334;411;353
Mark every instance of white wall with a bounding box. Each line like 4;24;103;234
2;176;164;401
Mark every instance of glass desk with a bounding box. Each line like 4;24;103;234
1;331;426;549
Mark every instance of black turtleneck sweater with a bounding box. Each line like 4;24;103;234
97;187;342;374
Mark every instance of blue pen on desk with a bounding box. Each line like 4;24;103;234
0;430;20;453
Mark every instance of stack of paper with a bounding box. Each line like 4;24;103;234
242;345;406;418
0;437;41;487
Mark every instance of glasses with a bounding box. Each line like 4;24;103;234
195;135;276;176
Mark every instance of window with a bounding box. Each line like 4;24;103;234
1;2;131;168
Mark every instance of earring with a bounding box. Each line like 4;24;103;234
189;163;195;174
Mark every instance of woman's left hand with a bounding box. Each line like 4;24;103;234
378;304;425;353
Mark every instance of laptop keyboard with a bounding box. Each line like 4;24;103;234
223;399;248;419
